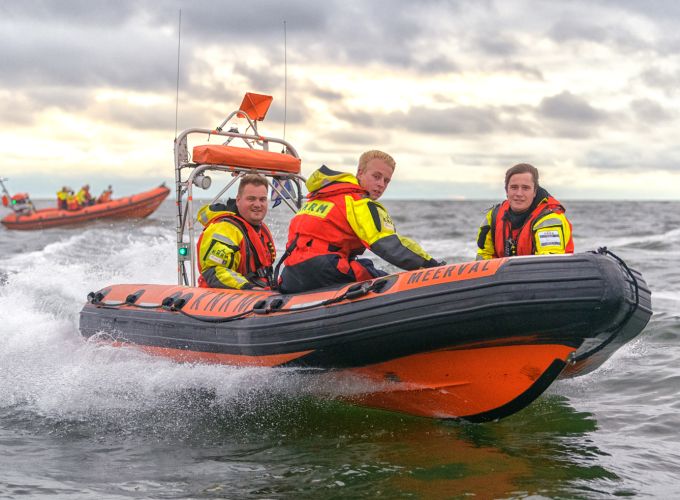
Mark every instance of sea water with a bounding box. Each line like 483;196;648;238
0;199;678;498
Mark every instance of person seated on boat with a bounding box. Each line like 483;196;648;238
56;186;71;210
66;189;80;211
476;163;574;259
76;184;94;207
278;150;443;294
196;174;276;290
97;185;113;204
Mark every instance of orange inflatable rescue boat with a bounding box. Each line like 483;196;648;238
1;180;169;230
79;93;653;422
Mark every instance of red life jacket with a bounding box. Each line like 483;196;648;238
491;196;574;257
284;183;369;268
196;213;275;288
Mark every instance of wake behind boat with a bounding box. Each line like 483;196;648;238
1;181;169;230
78;92;652;421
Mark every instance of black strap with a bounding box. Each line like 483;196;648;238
489;204;501;245
273;233;299;288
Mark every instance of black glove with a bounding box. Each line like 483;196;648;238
426;258;446;268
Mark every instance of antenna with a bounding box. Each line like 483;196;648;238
174;9;182;139
283;20;287;142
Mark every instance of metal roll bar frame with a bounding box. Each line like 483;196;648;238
173;108;306;287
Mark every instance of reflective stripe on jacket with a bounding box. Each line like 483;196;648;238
76;188;92;205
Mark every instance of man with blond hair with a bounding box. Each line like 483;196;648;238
279;150;442;293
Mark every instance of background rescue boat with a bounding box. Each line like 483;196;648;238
1;184;170;230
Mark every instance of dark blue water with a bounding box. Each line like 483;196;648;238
1;199;678;498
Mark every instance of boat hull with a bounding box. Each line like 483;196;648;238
1;185;170;230
79;252;652;421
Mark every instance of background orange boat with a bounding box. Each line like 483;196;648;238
1;184;170;230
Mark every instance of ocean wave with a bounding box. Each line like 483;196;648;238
594;227;680;251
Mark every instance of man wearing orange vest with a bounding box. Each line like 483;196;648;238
279;150;442;293
476;163;573;260
97;185;113;203
196;175;276;290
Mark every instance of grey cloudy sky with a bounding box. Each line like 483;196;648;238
1;0;678;199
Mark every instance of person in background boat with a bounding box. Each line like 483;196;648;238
76;184;94;207
97;185;113;204
196;174;276;290
279;150;443;294
66;188;80;211
56;186;72;210
476;163;573;260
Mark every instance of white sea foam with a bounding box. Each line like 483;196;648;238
0;226;385;420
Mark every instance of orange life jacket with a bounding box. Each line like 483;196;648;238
196;213;275;288
67;198;80;211
97;191;112;203
284;183;369;268
491;196;574;257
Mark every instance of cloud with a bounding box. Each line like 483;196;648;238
335;104;536;137
0;22;178;91
537;91;612;138
630;98;674;122
584;144;680;172
491;61;544;80
318;129;385;146
396;106;504;135
639;66;680;96
591;0;680;22
548;19;647;52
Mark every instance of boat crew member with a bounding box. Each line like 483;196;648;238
196;174;276;290
476;163;574;260
76;184;94;207
56;186;71;209
97;185;113;203
279;150;443;294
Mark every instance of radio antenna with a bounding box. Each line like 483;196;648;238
174;9;182;139
283;20;287;141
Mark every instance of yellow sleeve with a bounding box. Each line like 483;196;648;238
532;212;571;255
198;221;252;289
346;196;437;270
475;208;496;260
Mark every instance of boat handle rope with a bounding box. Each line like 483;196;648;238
572;247;641;363
87;292;254;323
86;278;389;324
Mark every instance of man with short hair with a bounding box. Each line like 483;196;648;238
279;150;442;293
476;163;573;260
76;184;94;207
56;186;70;209
196;174;276;289
97;185;113;204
